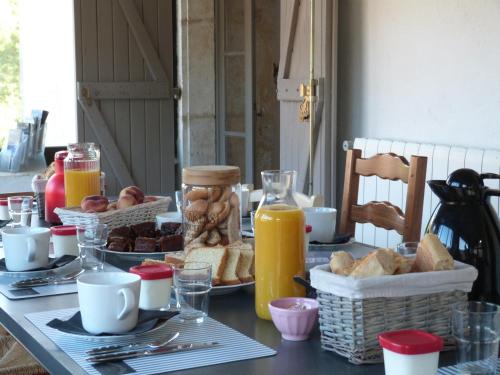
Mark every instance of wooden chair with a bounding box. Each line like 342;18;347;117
339;149;427;242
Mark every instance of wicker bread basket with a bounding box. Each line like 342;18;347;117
310;261;477;364
54;196;171;231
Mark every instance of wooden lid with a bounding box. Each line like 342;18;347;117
183;165;241;186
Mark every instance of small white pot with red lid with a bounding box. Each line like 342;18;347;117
50;225;79;257
378;329;443;375
0;199;9;221
129;264;173;310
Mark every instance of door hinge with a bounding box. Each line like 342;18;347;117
173;87;182;100
298;79;317;122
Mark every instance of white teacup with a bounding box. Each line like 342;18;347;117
1;227;50;271
303;207;337;243
77;272;141;334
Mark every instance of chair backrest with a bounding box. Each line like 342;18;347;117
339;149;427;242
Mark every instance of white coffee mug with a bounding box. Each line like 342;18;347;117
1;227;50;271
303;207;337;243
77;272;141;334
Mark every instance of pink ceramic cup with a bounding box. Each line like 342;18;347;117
269;297;319;341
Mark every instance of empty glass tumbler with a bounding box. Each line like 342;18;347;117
453;301;500;375
76;223;107;271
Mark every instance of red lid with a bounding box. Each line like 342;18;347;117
378;330;443;355
0;199;7;206
129;264;173;280
54;151;68;161
305;224;312;233
50;225;77;236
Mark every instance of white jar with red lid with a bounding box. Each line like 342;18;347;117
129;264;173;310
378;329;443;375
0;199;9;221
50;225;78;257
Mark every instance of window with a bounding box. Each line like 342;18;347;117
0;0;76;150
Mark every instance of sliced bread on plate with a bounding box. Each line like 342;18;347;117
185;245;228;286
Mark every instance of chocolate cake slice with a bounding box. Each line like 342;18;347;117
131;222;156;238
134;237;157;253
159;234;183;252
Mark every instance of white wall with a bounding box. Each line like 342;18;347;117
338;0;500;151
19;0;77;146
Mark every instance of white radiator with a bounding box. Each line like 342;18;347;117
351;138;500;248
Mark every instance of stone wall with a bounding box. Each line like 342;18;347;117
176;0;217;168
177;0;280;184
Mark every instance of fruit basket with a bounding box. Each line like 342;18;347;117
310;261;477;364
54;196;171;231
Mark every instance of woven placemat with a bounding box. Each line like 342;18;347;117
0;325;47;375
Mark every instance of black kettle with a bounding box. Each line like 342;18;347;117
426;168;500;303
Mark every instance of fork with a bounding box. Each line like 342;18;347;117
10;269;85;288
86;331;180;356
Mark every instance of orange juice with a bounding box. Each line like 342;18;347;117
64;169;100;207
255;204;306;320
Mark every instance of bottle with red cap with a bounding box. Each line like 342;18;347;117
45;150;68;224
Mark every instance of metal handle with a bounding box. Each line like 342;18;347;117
481;173;500;180
486;189;500;197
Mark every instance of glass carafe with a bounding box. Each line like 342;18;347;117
64;143;101;207
254;170;306;320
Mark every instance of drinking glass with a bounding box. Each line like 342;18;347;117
173;262;211;323
76;224;107;271
7;196;33;227
175;190;183;214
453;301;500;375
396;242;419;256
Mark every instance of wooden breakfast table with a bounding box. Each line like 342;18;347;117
0;239;460;375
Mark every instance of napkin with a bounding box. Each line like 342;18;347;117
310;260;478;299
0;255;76;272
46;309;179;336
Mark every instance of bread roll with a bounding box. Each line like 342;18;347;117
393;252;414;274
350;249;396;278
329;251;354;275
414;233;453;271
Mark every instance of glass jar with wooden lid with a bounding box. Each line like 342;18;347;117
182;165;241;247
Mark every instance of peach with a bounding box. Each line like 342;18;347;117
119;186;144;204
116;194;137;209
81;195;109;213
107;202;117;211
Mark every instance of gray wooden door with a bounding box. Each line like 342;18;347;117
74;0;175;196
277;0;337;205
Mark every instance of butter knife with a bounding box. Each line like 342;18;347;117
86;342;219;363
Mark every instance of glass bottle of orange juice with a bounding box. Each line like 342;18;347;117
64;143;101;207
254;170;306;320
